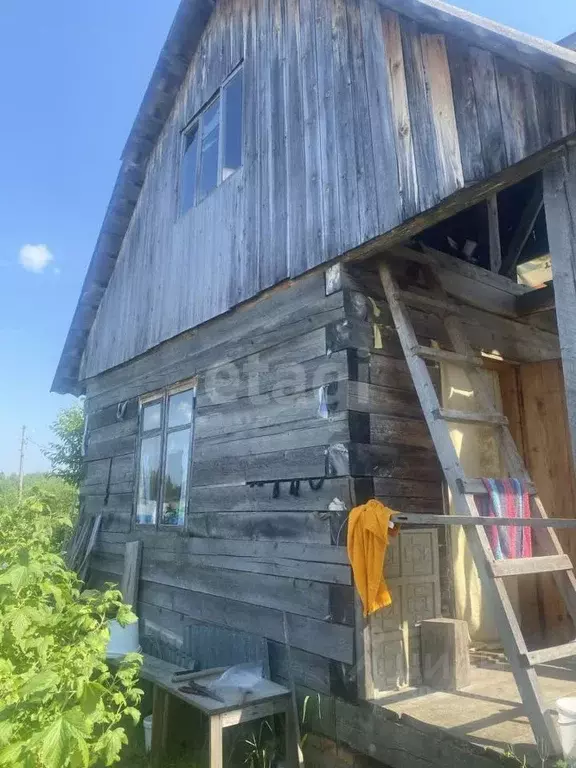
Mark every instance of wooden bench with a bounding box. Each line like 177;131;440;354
138;654;297;768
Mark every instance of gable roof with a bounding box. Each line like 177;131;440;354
559;32;576;51
52;0;576;395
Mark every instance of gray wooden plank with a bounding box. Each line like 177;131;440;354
299;0;325;269
95;550;336;622
468;47;507;176
99;530;350;564
382;10;419;221
189;476;352;513
445;37;485;183
346;0;380;244
359;0;402;234
495;56;542;165
186;511;332;544
400;17;441;211
313;0;342;260
138;586;354;664
544;147;576;471
120;540;142;607
195;414;349;461
331;0;361;252
284;0;307;277
420;33;464;198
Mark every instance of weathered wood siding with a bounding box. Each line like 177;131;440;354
84;271;359;694
81;0;576;380
80;247;561;699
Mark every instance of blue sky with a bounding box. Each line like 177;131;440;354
0;0;575;475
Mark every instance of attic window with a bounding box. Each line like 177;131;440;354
180;65;243;212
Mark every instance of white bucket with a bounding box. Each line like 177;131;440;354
105;620;140;659
143;715;153;753
556;697;576;759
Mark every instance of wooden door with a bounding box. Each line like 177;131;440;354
369;529;441;695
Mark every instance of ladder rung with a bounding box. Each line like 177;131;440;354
398;289;462;316
459;478;537;495
522;640;576;667
434;408;508;426
490;554;573;578
411;345;484;367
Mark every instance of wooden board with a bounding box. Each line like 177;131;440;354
544;148;576;472
120;540;142;608
518;360;576;644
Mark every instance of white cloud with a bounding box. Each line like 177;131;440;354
18;244;54;273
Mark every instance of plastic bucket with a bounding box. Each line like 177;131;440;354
556;697;576;759
143;715;153;753
105;620;140;658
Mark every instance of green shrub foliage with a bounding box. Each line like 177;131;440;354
0;493;143;767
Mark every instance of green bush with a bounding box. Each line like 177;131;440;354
0;493;143;767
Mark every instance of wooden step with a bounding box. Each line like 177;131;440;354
521;640;576;667
490;554;573;578
399;289;462;316
411;345;484;367
434;408;508;426
459;478;537;495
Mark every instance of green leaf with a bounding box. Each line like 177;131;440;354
38;717;71;768
0;722;12;747
124;707;140;726
38;709;90;768
19;669;59;697
0;565;31;592
0;741;24;766
69;738;89;768
100;728;127;765
79;682;106;716
115;605;137;627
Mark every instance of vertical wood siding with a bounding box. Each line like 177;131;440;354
82;1;576;379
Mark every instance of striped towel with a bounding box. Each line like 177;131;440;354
476;478;533;560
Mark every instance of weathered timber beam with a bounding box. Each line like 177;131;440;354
392;513;576;529
543;146;576;471
501;181;544;277
344;141;572;270
516;283;555;315
487;194;502;273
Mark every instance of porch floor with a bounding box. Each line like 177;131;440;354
374;657;576;766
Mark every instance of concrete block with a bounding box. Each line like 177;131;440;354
420;618;470;691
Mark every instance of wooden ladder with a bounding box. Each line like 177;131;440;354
378;258;576;755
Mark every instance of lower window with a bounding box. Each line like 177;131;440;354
136;380;196;527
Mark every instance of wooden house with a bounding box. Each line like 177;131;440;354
54;0;576;764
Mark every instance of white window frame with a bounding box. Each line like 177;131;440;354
134;378;197;529
180;63;244;213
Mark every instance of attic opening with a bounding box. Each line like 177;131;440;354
417;171;550;289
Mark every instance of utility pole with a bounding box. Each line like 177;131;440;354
18;425;26;501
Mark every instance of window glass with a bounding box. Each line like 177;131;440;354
168;389;194;428
142;401;162;433
161;430;190;526
181;123;199;213
136;435;162;524
223;69;243;180
198;98;220;200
